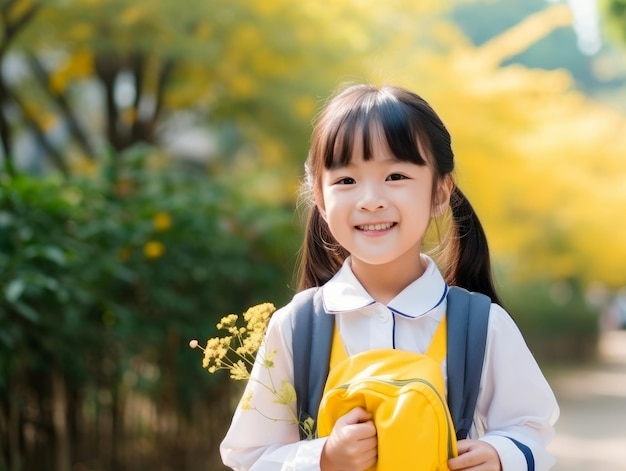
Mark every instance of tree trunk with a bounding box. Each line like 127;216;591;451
51;370;71;471
95;53;123;152
0;67;15;175
8;393;21;471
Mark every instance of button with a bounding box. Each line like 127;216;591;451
374;307;389;324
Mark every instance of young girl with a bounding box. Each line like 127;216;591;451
220;83;559;470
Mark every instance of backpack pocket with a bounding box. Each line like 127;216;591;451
317;348;457;471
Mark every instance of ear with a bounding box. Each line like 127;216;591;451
432;175;453;217
315;188;328;221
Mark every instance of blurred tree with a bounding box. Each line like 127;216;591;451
452;1;587;78
1;0;457;178
452;0;626;104
0;0;43;176
605;0;626;43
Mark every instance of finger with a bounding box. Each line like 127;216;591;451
341;407;372;425
358;420;377;438
344;421;378;442
360;448;378;469
448;447;478;470
456;438;474;454
448;453;473;471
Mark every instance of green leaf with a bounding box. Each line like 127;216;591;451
42;246;67;266
0;211;14;228
4;279;25;303
0;329;14;349
13;302;40;324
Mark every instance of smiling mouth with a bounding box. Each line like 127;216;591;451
356;222;396;231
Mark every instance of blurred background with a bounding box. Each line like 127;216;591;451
1;0;625;469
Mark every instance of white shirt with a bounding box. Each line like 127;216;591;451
220;255;560;470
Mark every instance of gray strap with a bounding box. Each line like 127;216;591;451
446;286;491;440
291;288;334;439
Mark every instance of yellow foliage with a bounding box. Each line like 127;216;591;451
69;23;94;41
230;73;255;98
120;5;148;25
194;21;213;40
49;50;94;95
5;0;36;24
69;158;99;177
258;138;287;166
121;107;138;126
255;0;285;17
349;2;626;289
293;96;317;119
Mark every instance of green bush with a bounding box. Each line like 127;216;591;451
499;279;600;364
0;151;302;469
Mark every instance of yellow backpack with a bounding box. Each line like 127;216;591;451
316;316;456;471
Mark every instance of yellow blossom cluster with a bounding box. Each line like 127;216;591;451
190;302;316;438
143;240;165;259
152;211;172;232
195;303;276;380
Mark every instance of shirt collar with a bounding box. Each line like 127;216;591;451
321;255;448;319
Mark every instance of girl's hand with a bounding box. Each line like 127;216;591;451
320;407;377;471
448;439;502;471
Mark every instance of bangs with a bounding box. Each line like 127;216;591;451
322;90;429;169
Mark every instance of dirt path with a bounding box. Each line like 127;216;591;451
548;330;626;470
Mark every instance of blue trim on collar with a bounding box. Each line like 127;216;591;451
388;284;449;319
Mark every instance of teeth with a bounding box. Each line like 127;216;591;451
358;223;394;231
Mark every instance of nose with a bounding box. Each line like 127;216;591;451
357;183;387;211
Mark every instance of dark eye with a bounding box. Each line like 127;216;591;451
387;173;407;181
337;177;356;185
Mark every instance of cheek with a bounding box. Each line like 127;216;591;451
319;191;347;226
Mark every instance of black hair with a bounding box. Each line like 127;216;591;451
298;84;502;305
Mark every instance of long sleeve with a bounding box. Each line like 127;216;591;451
472;304;560;471
220;303;327;471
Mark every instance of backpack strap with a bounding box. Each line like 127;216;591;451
446;286;491;440
291;287;334;440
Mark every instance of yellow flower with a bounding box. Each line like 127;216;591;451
217;314;238;330
192;302;316;437
153;212;172;232
143;241;165;259
301;417;315;438
230;360;250;381
264;349;277;368
240;391;253;411
273;380;297;405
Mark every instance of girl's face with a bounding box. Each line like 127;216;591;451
317;131;447;275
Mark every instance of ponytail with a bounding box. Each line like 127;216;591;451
444;186;502;305
297;206;348;291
